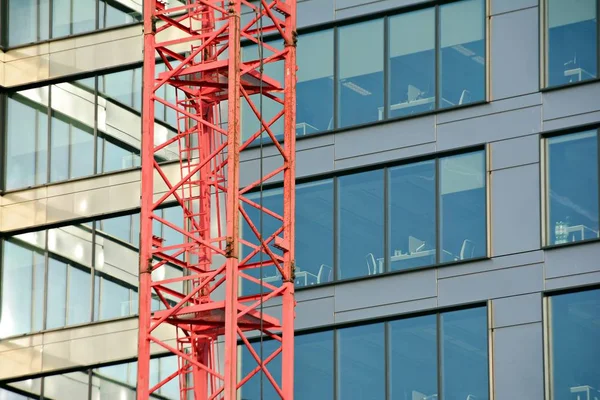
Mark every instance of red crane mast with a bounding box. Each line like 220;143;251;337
136;1;297;398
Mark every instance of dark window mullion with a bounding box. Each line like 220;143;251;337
383;16;390;121
435;157;441;265
333;176;339;281
435;5;441;110
437;312;443;400
333;27;339;130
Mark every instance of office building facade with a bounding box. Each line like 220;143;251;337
0;0;599;398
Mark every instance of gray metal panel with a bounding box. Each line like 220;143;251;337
545;271;600;290
334;115;436;160
543;110;600;131
298;0;335;28
493;293;542;328
295;297;335;330
437;106;541;151
334;143;436;171
491;0;537;15
437;263;543;307
334;269;437;312
491;8;539;100
296;146;335;178
543;81;600;121
491;164;541;256
545;242;600;278
436;93;541;125
334;297;437;324
335;0;428;19
491;134;539;171
438;250;544;278
493;323;544;400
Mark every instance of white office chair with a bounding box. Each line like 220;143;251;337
365;253;378;275
317;264;333;284
460;239;475;260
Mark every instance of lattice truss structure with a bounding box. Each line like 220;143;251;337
137;0;297;399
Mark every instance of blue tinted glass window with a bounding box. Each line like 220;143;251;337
439;151;486;263
241;189;284;295
72;0;97;35
296;180;334;287
547;131;599;245
389;314;438;399
338;323;385;400
297;30;334;135
338;19;384;128
70;125;95;179
441;307;489;400
46;258;67;330
52;0;71;38
547;0;597;87
295;331;334;399
240;339;281;400
67;265;91;325
439;0;486;108
389;160;436;271
389;9;436;118
0;241;35;338
550;289;600;400
50;116;70;183
338;170;385;280
6;97;48;190
8;0;39;46
99;276;131;320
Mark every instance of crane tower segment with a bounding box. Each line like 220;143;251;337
137;0;297;398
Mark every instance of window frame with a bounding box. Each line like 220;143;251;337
240;0;488;146
244;145;489;289
541;123;600;248
540;0;600;90
543;285;600;400
1;0;143;50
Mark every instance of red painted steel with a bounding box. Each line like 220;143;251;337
137;1;297;399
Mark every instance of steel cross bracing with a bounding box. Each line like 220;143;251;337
137;1;297;399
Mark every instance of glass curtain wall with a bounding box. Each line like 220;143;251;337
0;207;183;339
3;67;178;191
7;0;142;47
545;0;598;87
240;305;489;400
239;149;486;288
545;130;600;245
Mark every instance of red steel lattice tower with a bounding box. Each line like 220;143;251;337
137;0;297;399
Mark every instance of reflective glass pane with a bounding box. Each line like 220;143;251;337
550;289;600;400
2;377;42;399
44;371;90;400
547;131;599;245
33;253;45;332
389;9;436;118
439;0;485;108
440;307;489;400
297;30;334;135
389;314;438;399
338;170;385;280
71;125;95;179
72;0;96;34
0;241;34;338
99;276;131;320
6;97;48;190
101;0;142;29
92;363;136;400
100;70;135;108
389;160;436;271
8;0;38;46
547;0;597;87
50;116;70;182
52;0;71;38
337;323;385;400
101;137;137;173
295;331;334;400
67;266;91;325
99;215;132;243
46;258;67;330
296;180;334;287
439;151;486;262
241;189;284;295
240;339;281;400
338;19;384;128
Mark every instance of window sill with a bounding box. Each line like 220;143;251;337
542;236;600;251
295;255;490;291
540;77;600;93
